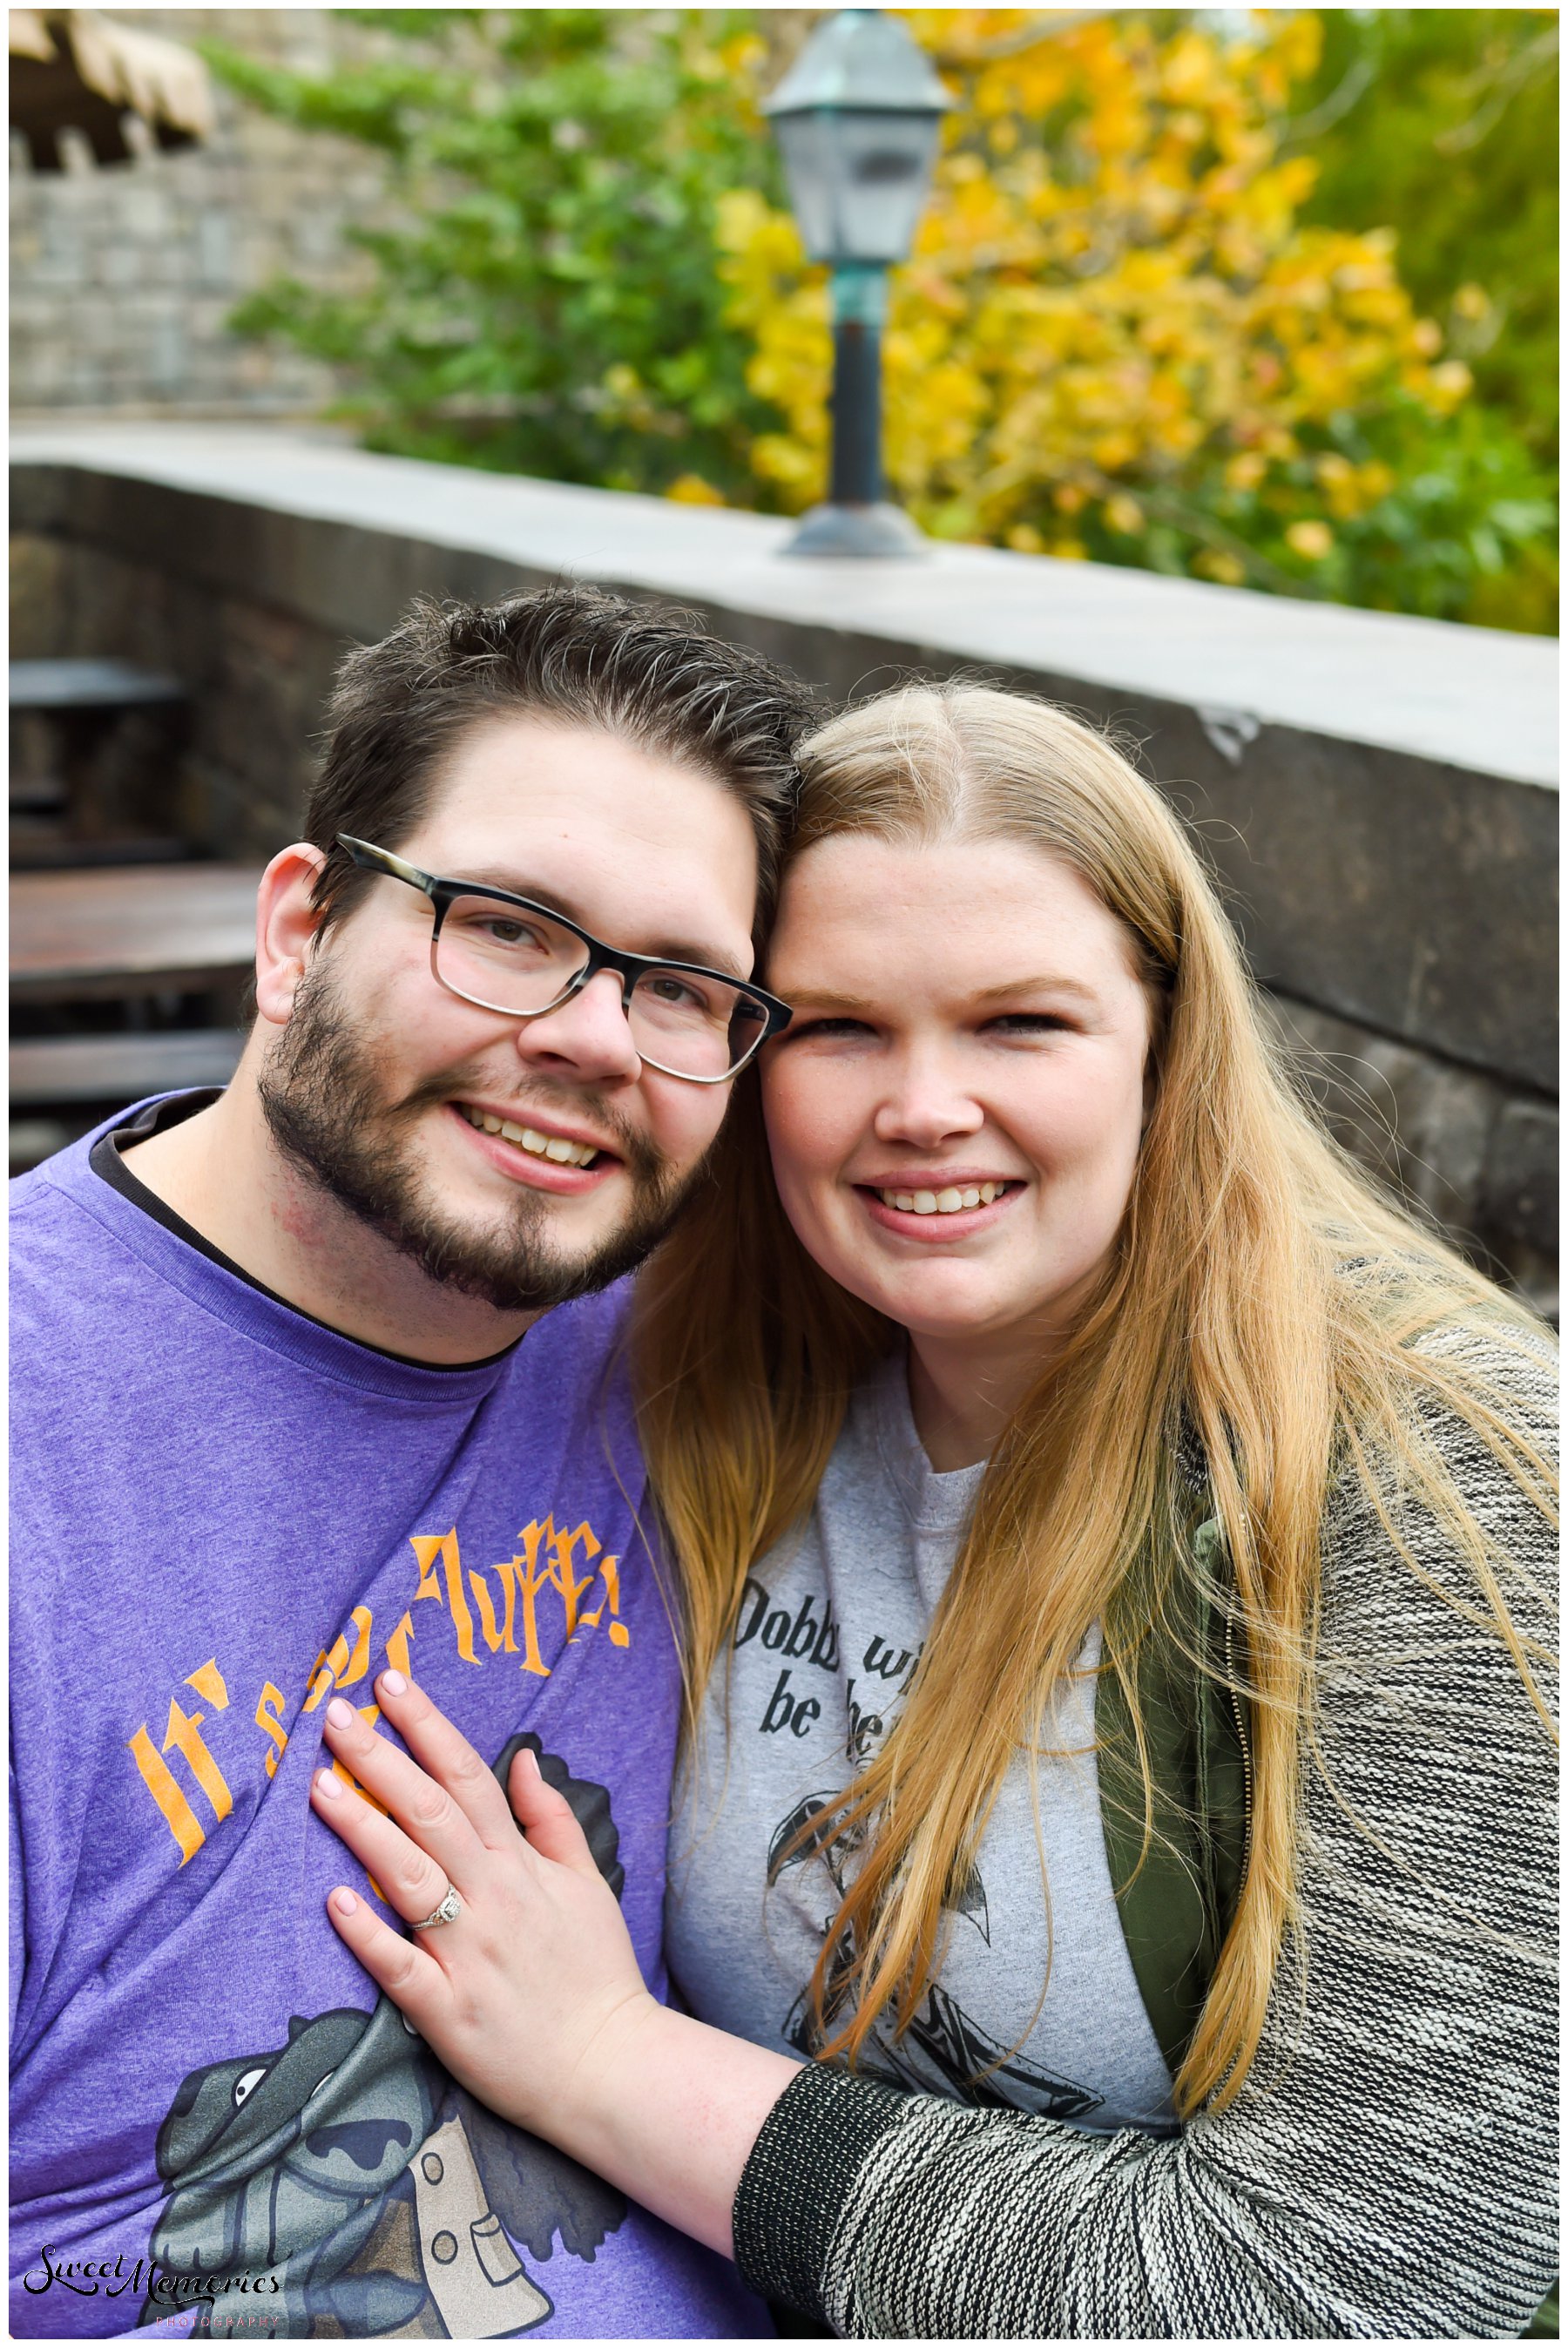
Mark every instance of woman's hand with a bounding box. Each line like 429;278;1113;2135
311;1669;659;2145
311;1669;803;2258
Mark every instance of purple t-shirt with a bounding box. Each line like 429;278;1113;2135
10;1104;766;2341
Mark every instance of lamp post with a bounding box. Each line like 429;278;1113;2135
764;10;954;558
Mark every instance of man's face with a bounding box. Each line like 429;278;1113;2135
259;714;761;1312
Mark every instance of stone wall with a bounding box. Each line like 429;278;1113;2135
1260;997;1556;1312
10;428;1557;1313
10;10;383;416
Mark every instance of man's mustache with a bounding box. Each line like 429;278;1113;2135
381;1059;665;1185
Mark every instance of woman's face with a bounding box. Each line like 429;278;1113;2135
760;834;1154;1362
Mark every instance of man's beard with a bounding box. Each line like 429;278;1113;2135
257;964;705;1313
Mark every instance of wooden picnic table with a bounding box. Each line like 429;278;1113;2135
10;1028;245;1106
9;658;186;713
10;656;192;853
10;862;263;1005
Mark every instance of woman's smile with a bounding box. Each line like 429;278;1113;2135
854;1173;1025;1241
761;831;1154;1383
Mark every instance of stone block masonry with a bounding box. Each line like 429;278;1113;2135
10;10;387;418
1261;999;1556;1317
10;423;1558;1314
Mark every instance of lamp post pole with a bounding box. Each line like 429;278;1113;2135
763;10;954;558
828;265;887;509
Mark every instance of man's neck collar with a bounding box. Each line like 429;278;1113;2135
117;1077;541;1366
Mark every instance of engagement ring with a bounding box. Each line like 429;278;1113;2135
412;1884;462;1930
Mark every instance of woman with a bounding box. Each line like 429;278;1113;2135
309;687;1557;2337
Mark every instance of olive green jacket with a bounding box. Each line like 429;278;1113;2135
1096;1512;1249;2081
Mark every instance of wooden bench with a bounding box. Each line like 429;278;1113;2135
10;862;263;1006
10;1030;243;1108
9;658;187;715
10;657;191;865
10;863;259;1157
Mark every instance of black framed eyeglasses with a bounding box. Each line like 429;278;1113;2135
337;836;792;1085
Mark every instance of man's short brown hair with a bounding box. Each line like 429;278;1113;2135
304;584;819;943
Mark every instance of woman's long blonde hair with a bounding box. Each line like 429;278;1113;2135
633;684;1555;2116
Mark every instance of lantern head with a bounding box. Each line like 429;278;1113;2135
763;10;954;267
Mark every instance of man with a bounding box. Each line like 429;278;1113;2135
10;585;815;2340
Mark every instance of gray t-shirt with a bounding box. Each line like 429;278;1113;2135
666;1354;1177;2135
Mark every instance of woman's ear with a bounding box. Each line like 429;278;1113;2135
253;844;328;1032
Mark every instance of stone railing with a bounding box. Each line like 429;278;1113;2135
10;421;1558;1308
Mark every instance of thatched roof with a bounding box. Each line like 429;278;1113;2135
10;9;215;169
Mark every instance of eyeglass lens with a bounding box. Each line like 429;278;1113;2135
436;895;767;1079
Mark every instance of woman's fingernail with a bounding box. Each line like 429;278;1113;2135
331;1888;358;1916
314;1769;343;1801
520;1747;540;1779
326;1697;354;1729
379;1669;408;1698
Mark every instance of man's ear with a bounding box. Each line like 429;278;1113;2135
253;844;329;1031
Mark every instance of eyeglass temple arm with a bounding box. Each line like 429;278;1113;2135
337;836;437;895
339;831;790;1040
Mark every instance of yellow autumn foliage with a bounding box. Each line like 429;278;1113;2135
715;10;1468;573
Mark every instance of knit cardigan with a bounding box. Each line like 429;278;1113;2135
731;1322;1558;2338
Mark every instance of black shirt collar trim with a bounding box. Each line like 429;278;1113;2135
89;1091;523;1374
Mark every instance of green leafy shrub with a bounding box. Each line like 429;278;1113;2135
209;9;783;499
209;9;1556;631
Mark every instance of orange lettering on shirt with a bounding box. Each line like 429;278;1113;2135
410;1540;443;1603
162;1699;233;1824
409;1531;478;1666
330;1606;374;1690
185;1658;230;1709
384;1611;416;1681
469;1560;519;1655
546;1520;600;1640
578;1552;631;1648
128;1724;206;1864
256;1681;290;1780
513;1519;555;1679
301;1605;375;1711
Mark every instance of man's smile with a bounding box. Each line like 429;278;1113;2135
447;1102;619;1192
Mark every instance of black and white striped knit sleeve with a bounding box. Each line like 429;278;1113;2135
731;1325;1559;2339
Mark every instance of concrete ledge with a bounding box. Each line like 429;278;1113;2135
10;421;1558;1095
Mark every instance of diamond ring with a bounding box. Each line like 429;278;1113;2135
412;1883;463;1930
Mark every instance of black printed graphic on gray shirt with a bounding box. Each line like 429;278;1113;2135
667;1357;1179;2137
